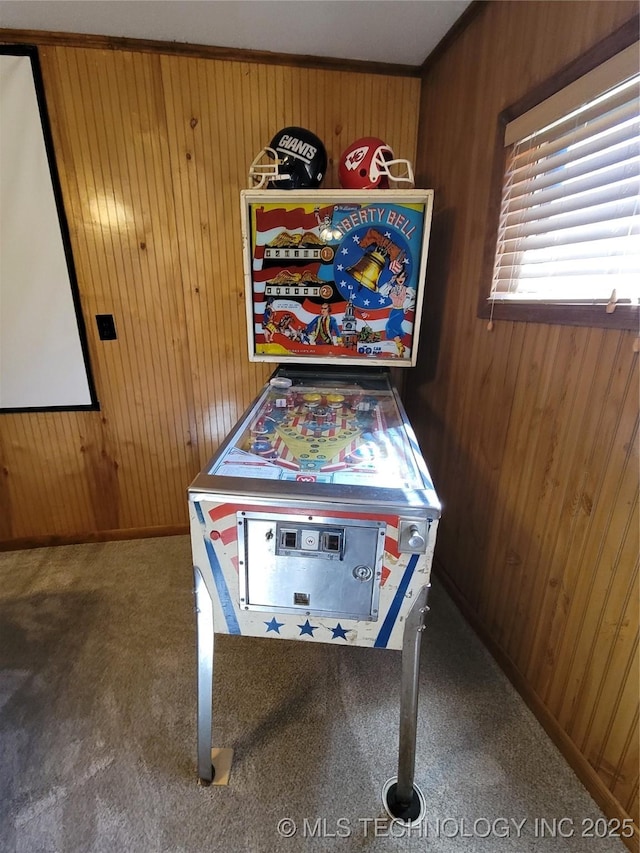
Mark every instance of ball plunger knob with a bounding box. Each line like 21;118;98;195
408;525;425;550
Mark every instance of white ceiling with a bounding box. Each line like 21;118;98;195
0;0;472;67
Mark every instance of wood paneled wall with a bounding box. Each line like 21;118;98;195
0;42;420;542
1;5;637;846
412;1;638;846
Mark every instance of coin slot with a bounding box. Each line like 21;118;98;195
282;529;298;549
322;531;342;553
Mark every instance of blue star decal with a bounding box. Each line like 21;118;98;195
298;619;318;637
330;623;349;640
264;617;284;634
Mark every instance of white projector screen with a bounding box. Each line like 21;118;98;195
0;47;96;411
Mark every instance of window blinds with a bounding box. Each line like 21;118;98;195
491;45;640;304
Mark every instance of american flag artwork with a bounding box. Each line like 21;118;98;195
190;500;436;651
245;198;429;365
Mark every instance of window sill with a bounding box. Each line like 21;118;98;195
477;298;639;330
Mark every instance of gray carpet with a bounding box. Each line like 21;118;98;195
0;536;628;852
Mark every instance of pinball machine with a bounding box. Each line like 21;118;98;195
188;189;440;822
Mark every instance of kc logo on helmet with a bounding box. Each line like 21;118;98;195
343;146;369;171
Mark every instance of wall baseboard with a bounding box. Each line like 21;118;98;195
434;563;639;853
0;525;189;552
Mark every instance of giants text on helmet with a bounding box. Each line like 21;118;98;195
277;134;318;163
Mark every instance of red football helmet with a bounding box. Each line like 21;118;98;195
338;137;414;189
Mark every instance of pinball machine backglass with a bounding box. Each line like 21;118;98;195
241;190;433;367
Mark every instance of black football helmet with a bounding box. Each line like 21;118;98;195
249;127;327;189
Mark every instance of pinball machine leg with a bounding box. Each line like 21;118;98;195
194;565;215;785
383;583;430;824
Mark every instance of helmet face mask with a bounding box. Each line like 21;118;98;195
372;148;414;186
248;127;327;190
339;137;414;189
248;147;291;189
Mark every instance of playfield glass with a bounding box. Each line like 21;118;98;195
208;375;426;490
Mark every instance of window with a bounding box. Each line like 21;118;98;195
480;26;640;330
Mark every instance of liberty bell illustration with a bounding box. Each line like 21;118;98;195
347;246;388;292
